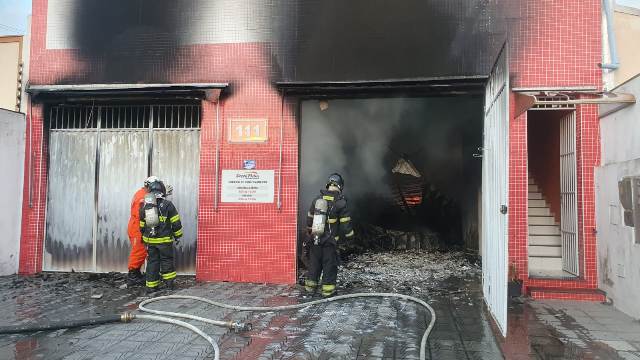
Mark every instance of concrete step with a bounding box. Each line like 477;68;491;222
529;199;548;208
529;225;561;236
529;207;551;217
529;256;563;271
529;245;562;257
528;184;539;192
529;235;562;246
528;192;543;200
528;216;557;226
529;177;535;185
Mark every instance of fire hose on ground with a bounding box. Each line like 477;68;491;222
0;292;436;360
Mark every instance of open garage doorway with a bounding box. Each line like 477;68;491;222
299;96;484;256
294;46;509;336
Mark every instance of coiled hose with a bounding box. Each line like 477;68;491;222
138;292;436;360
0;293;436;360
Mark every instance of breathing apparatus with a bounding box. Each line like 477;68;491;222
143;180;166;236
311;198;328;245
143;193;160;236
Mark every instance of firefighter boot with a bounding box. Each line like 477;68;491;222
303;279;318;298
127;269;145;286
321;284;337;298
163;279;175;291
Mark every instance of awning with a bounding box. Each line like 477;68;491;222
27;83;229;102
276;76;488;97
513;88;636;117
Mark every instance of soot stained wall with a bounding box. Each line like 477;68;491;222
61;0;508;84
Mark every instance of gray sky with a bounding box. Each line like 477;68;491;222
616;0;640;8
617;0;640;8
0;0;31;36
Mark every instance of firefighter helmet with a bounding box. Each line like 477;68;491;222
148;180;166;197
144;176;160;189
326;173;344;191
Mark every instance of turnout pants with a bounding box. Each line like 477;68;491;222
145;243;177;289
128;236;147;271
305;243;338;297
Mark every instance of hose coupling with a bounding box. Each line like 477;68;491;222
230;321;252;333
120;312;136;323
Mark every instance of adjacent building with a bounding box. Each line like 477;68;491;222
0;35;24;111
596;0;640;320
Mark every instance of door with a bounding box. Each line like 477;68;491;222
152;129;200;274
45;131;97;272
482;44;509;337
560;112;579;275
96;130;149;272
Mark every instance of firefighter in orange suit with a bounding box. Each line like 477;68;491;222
126;176;158;285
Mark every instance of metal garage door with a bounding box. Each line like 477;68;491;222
45;130;97;272
44;104;200;274
481;44;509;337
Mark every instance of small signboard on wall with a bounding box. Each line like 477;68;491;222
221;170;274;203
229;118;268;143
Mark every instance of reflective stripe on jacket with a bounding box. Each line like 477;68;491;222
306;189;354;245
139;198;183;244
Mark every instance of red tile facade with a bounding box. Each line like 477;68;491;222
18;103;46;275
20;0;299;283
508;0;603;297
20;0;603;292
530;290;606;302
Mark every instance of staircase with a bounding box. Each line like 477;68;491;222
528;176;563;277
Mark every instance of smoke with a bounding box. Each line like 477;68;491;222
299;97;483;227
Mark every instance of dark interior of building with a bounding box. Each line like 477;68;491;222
298;96;484;262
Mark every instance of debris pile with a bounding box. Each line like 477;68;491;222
347;223;445;254
338;250;481;295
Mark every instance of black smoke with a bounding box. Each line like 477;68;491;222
299;97;484;247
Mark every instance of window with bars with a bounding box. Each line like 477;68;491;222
47;104;201;130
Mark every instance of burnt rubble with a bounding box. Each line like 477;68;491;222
338;250;481;295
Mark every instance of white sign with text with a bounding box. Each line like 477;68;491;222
221;170;275;203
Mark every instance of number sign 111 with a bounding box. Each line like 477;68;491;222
228;118;268;143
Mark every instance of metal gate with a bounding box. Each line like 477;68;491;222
151;129;200;273
45;131;97;272
482;44;509;337
44;104;200;274
560;111;579;275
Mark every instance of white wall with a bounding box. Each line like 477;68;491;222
596;75;640;319
0;109;25;275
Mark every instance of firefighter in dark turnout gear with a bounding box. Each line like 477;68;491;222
139;181;183;292
305;173;354;297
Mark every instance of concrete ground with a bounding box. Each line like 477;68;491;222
0;251;504;360
3;256;639;359
498;298;640;360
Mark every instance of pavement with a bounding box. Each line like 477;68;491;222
0;250;504;360
3;254;640;359
498;298;640;360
